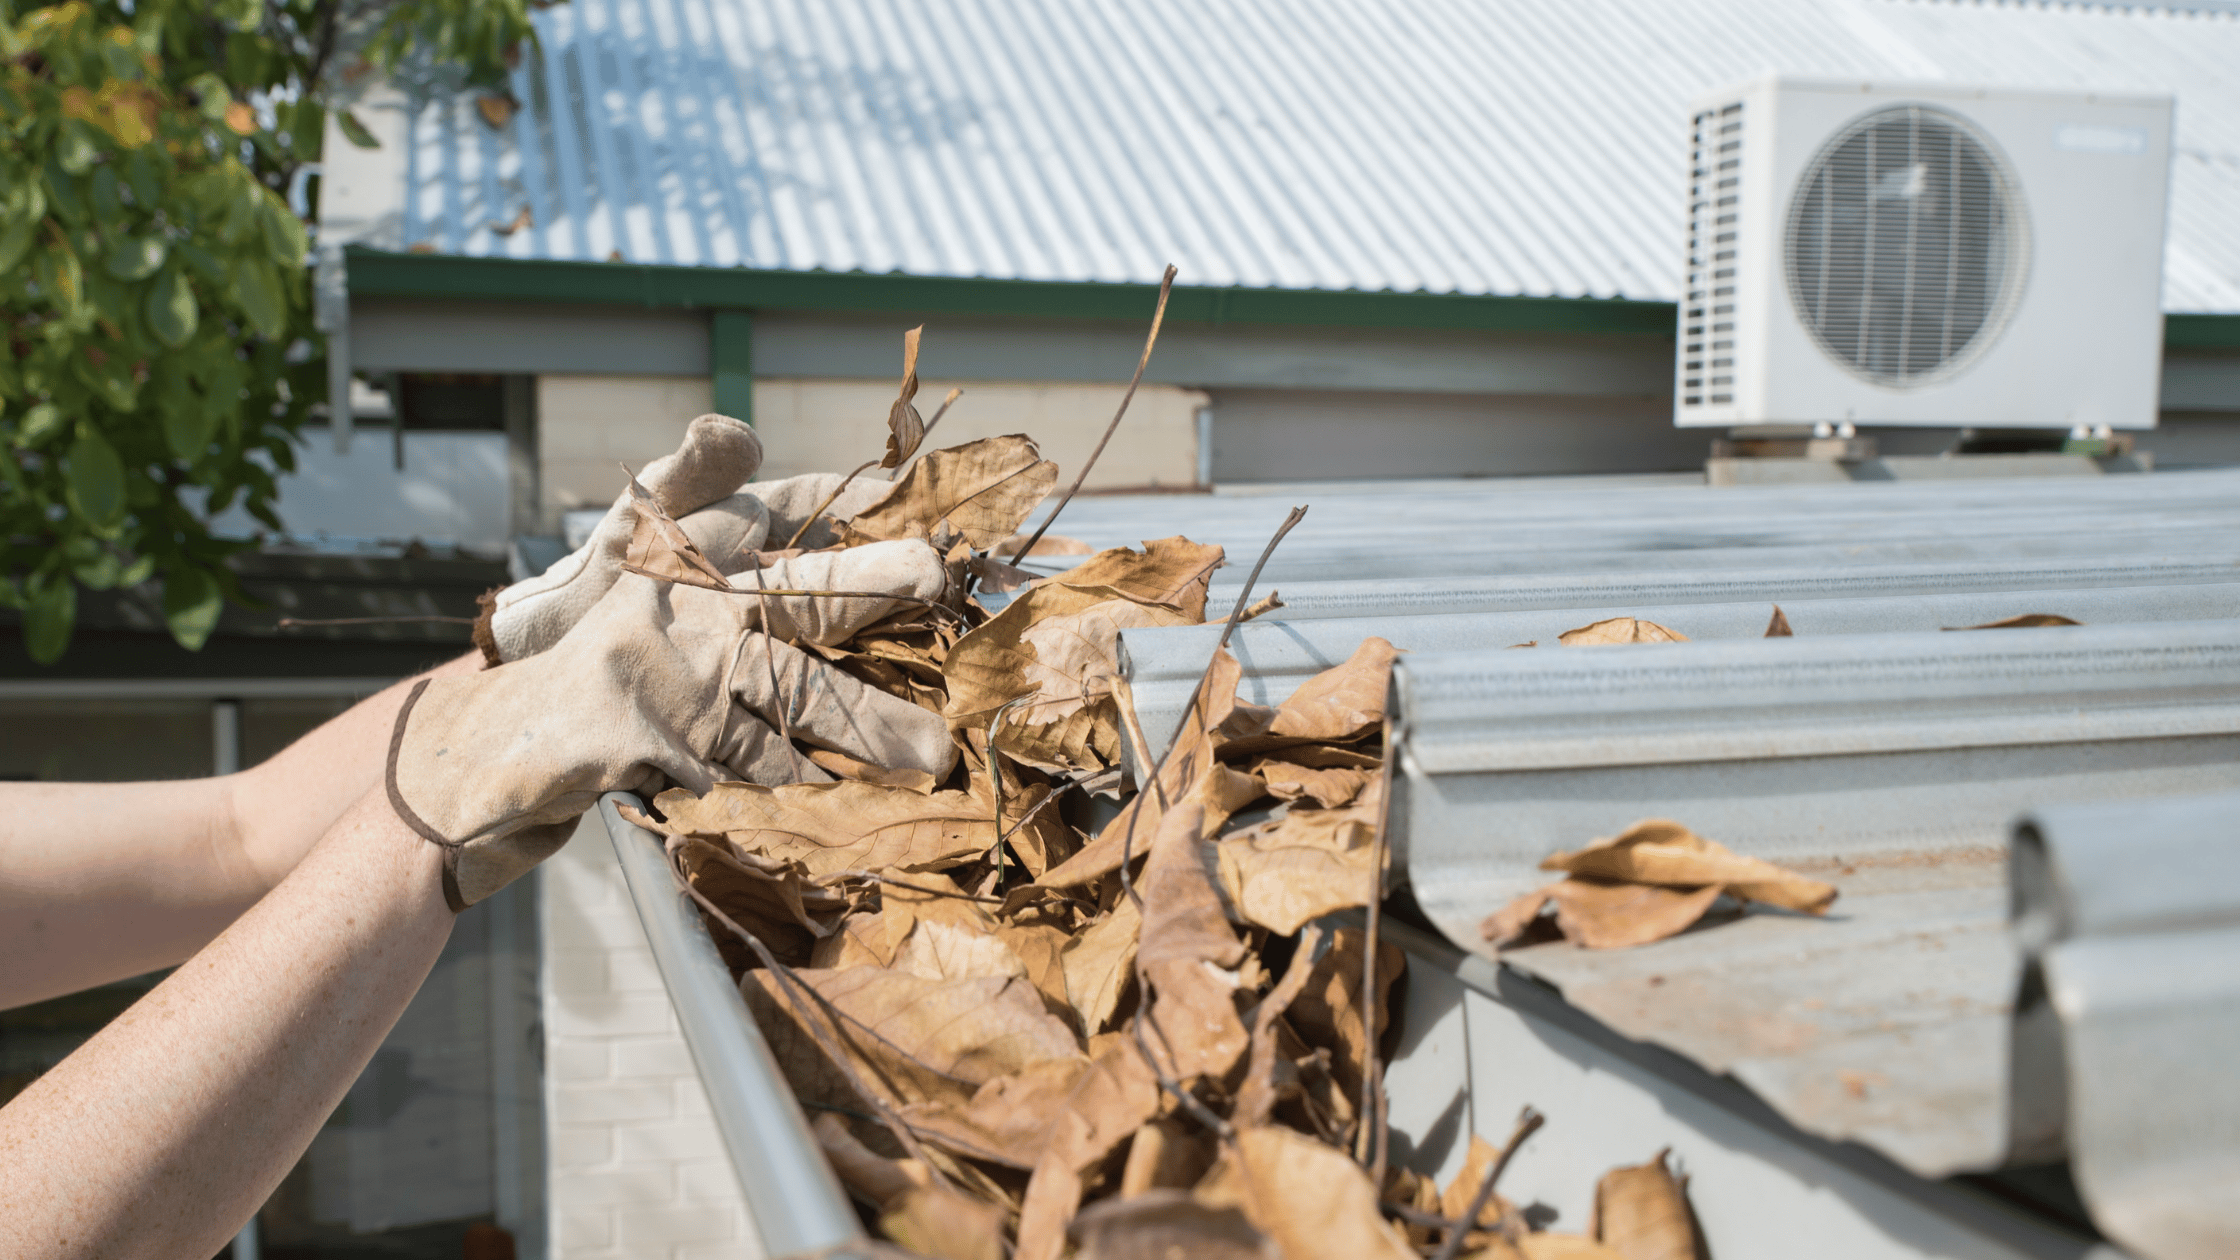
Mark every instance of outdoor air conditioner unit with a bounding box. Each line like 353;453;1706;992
1674;76;2173;431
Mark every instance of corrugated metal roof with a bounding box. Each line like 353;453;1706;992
385;0;2240;312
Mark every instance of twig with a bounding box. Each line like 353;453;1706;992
1106;677;1164;911
1215;507;1307;653
1429;1107;1545;1260
910;388;964;464
996;780;1070;849
616;565;966;624
744;555;808;782
1130;996;1237;1143
781;459;880;550
665;844;954;1185
817;869;1005;905
1007;264;1177;565
1358;706;1397;1179
278;614;475;628
1235;592;1284;625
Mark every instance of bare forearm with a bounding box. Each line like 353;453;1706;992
0;789;453;1260
0;651;480;1008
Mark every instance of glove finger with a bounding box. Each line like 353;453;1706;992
679;493;772;572
638;414;764;516
753;472;900;550
725;539;948;646
732;634;958;779
709;706;838;787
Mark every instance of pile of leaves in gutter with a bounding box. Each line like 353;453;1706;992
616;317;1738;1259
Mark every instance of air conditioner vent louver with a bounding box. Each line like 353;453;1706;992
1682;102;1743;409
1783;105;2029;388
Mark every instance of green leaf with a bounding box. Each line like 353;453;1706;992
73;546;124;590
17;403;64;447
56;126;100;176
105;234;166;280
163;397;220;462
117;554;156;587
23;574;77;664
35;246;85;316
89;166;123;221
335;109;380;150
44;160;87;223
233;255;286;339
123;150;160;208
258;193;306;266
212;0;264;33
185;71;233;121
176;240;226;284
162;565;223;651
146;267;199;348
0;215;36;275
66;427;127;528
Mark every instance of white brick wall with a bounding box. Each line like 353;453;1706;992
543;816;763;1259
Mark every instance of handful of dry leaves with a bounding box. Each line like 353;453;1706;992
608;313;1729;1257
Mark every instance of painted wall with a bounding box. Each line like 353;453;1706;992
541;817;760;1260
534;375;1208;529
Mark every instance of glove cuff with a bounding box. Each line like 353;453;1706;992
385;677;473;913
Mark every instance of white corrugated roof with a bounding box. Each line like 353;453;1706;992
381;0;2240;312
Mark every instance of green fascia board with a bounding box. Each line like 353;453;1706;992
2166;314;2240;349
343;248;1678;336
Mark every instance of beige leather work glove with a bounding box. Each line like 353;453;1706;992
486;423;902;661
486;414;767;662
392;541;959;910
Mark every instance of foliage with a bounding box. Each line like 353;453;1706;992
0;0;539;662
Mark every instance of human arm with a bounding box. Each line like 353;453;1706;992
0;786;453;1260
0;651;480;1010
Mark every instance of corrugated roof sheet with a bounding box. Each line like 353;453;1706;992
389;0;2240;312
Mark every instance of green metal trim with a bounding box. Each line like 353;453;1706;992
344;248;1678;336
2167;314;2240;350
710;309;754;423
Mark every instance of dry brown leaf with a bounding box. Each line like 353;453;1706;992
1138;802;1252;1082
899;1055;1093;1169
1211;1125;1418;1260
1071;1189;1267;1259
476;93;516;128
1559;617;1690;646
1288;927;1405;1100
844;434;1058;549
1480;887;1556;951
1046;536;1226;617
1222;637;1400;755
1038;649;1253;890
945;583;1196;773
1593;1149;1700;1260
1216;786;1384;936
802;746;940;793
676;837;855;968
1764;604;1793;637
880;1183;1006;1260
623;474;733;590
1946;613;2083;630
1061;896;1142;1036
893;918;1029;983
1250;758;1371;808
1548;879;1726;950
1542;819;1837;913
812;1112;928;1207
811;871;994;971
997;922;1075;1020
1014;1036;1164;1260
882;326;926;470
650;782;993;878
1441;1133;1519;1232
1234;925;1325;1129
742;965;1081;1116
1117;1119;1219;1198
489;205;532;236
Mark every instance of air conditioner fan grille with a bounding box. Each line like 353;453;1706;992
1784;105;2028;387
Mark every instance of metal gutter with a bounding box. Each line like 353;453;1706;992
2012;794;2240;1260
343;248;1679;335
1387;622;2240;1177
600;795;870;1259
1122;579;2240;759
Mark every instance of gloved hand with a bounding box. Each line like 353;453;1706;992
392;541;960;910
485;420;904;662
